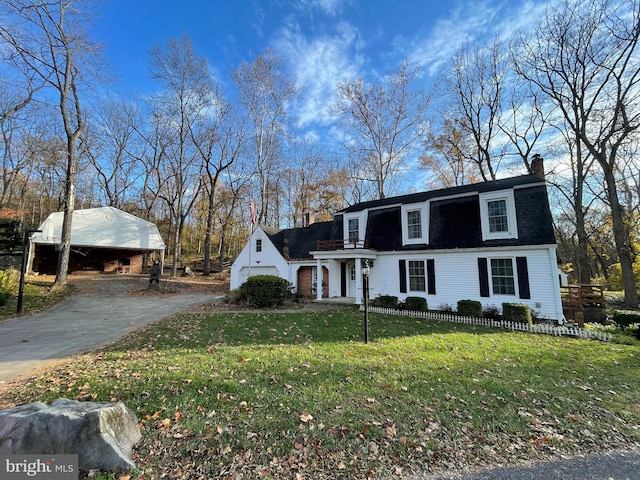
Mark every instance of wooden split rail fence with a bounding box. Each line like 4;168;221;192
360;305;612;342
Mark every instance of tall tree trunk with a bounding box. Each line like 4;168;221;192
604;170;639;305
202;191;215;276
55;147;77;287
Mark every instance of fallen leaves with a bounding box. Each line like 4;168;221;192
299;412;313;423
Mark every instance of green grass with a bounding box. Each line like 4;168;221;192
0;281;72;321
2;308;639;479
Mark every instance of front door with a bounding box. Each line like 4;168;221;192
348;261;357;298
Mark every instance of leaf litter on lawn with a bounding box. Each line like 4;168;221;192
0;308;638;479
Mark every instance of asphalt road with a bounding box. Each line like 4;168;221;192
415;448;640;480
0;277;221;384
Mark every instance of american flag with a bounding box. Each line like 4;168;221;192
249;200;256;229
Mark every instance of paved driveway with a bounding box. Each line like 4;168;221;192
0;277;221;384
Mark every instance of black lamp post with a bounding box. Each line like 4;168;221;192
17;229;41;314
362;260;370;344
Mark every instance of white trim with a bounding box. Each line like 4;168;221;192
401;202;429;245
343;211;367;247
488;256;517;297
479;190;518;240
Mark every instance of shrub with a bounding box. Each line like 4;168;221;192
613;309;640;329
457;299;482;317
223;288;246;305
405;296;427;311
0;267;19;306
482;305;501;320
372;295;399;309
241;275;292;308
0;267;20;295
437;303;453;313
503;303;532;325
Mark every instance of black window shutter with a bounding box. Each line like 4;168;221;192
478;257;490;297
516;256;531;299
399;260;407;293
427;259;436;295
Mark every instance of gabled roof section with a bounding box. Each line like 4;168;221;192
31;206;165;250
264;221;333;260
339;174;545;213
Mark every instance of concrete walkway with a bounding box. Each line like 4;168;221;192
0;277;221;384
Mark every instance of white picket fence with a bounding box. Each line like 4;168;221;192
360;305;612;342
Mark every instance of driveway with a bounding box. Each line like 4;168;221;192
0;276;221;384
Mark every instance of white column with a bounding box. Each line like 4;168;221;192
355;258;363;304
316;259;323;300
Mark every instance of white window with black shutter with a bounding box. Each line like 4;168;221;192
399;259;436;295
478;256;530;299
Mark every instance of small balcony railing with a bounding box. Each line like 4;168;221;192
316;239;368;250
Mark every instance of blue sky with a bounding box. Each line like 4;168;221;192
93;0;549;133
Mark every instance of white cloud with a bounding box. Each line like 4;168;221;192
273;20;365;127
401;0;549;78
294;0;354;17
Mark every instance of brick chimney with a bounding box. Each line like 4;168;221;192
531;154;545;179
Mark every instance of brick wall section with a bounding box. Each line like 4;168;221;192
104;254;143;274
297;266;328;298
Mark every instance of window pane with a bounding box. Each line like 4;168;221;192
256;239;262;252
348;219;359;243
408;260;426;291
490;258;515;295
407;210;422;239
488;199;508;232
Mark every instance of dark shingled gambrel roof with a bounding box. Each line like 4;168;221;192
338;174;546;213
333;174;556;250
264;221;334;260
261;174;555;257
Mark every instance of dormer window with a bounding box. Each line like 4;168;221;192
407;210;422;239
402;203;429;245
488;199;508;233
479;190;517;240
348;218;359;244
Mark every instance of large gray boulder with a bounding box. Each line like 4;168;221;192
0;398;141;472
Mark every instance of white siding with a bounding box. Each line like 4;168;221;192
230;227;291;290
367;246;562;321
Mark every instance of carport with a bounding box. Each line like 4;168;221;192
28;207;165;274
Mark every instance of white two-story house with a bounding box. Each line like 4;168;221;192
230;171;564;321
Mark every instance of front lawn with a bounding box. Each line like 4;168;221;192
1;308;638;479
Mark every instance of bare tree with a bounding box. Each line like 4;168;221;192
148;35;213;276
0;0;100;289
335;59;431;199
280;138;335;227
190;95;247;275
232;49;297;225
498;73;550;171
515;0;640;305
420;117;477;188
545;122;598;283
83;94;145;208
445;38;505;181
